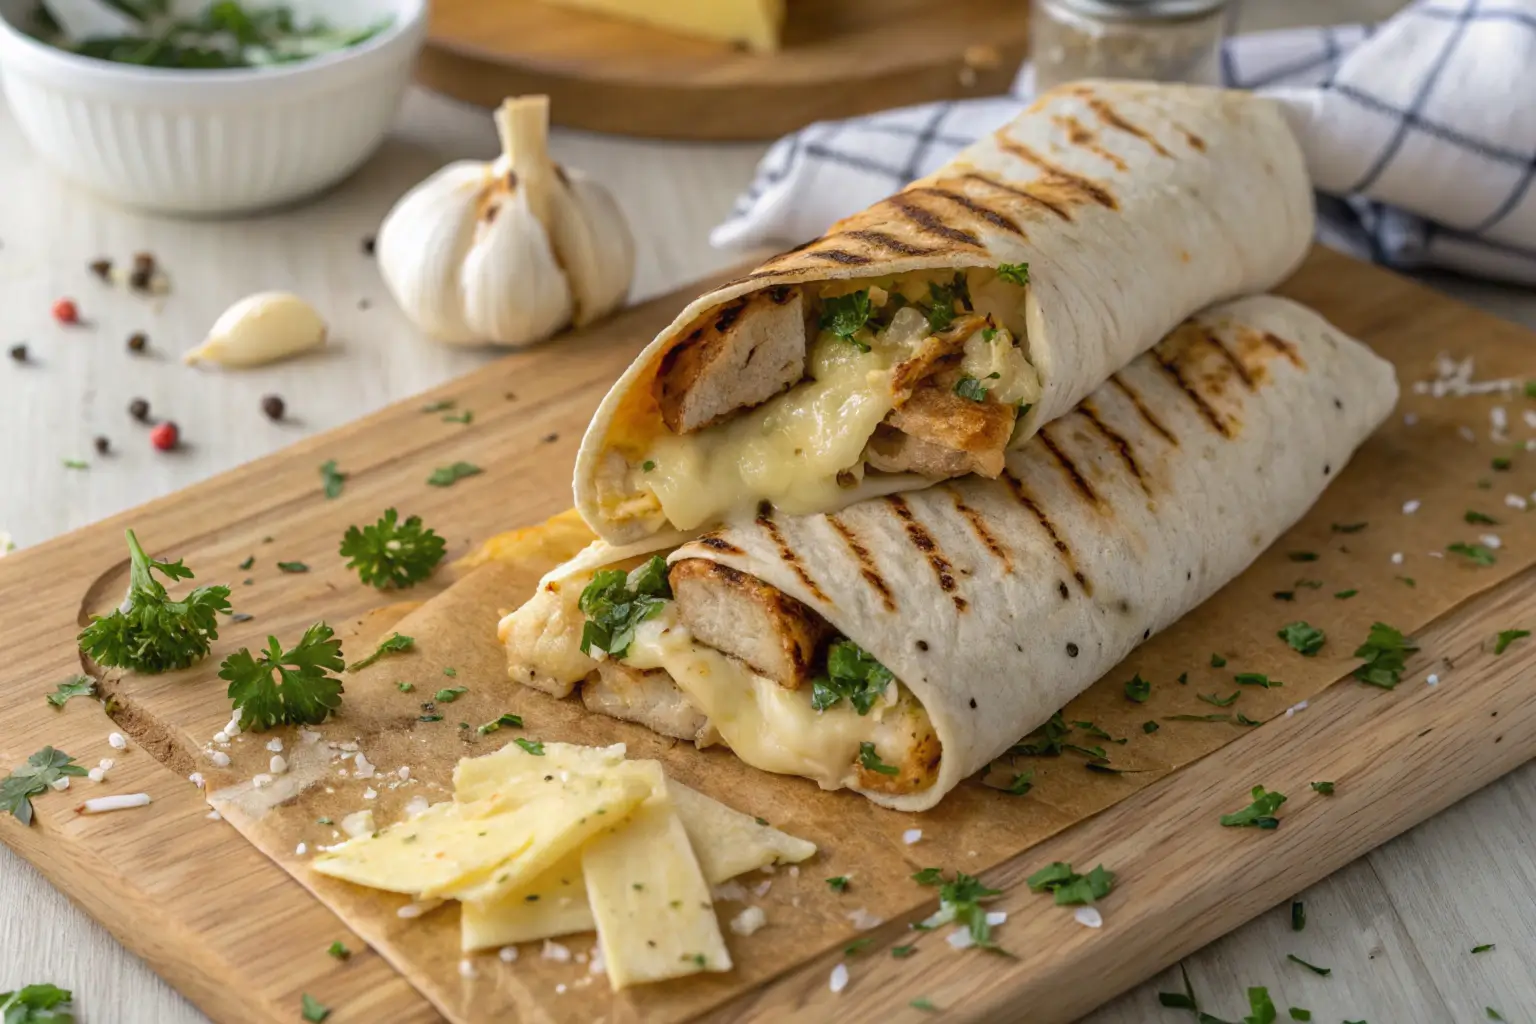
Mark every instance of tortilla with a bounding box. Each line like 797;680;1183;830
573;80;1314;546
505;294;1398;811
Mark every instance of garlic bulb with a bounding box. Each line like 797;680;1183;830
184;292;327;368
376;95;635;348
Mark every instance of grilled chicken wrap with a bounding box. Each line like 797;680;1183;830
574;80;1314;546
510;295;1397;811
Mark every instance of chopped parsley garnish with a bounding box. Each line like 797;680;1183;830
327;940;350;960
981;326;998;343
339;509;447;589
0;983;75;1021
301;993;331;1022
1220;785;1287;829
277;561;309;573
826;876;850;893
1286;954;1330;977
1273;591;1295;602
1278;621;1325;656
1165;713;1232;722
892;944;916;958
915;870;1004;951
45;675;94;708
1143;721;1159;734
1235;712;1262;726
1008;712;1069;755
396;681;414;693
422;400;454;413
239;555;255;570
443;667;457;677
953;375;993;402
1492;456;1512;471
1352;621;1417;689
1398;576;1417;587
1157;963;1201;1010
642;460;656;472
910;998;938;1012
1245;987;1279;1024
857;742;899;775
842;937;874;956
1488;1009;1506;1022
1335;589;1358;600
1288;551;1319;562
418;714;443;723
427;461;483;487
1210;653;1227;668
221;623;345;731
1465;510;1499;525
477;713;523;735
1471;943;1495;953
923;277;968;333
1332;522;1368;533
1494;628;1529;654
818;290;873;349
443;410;473;424
1448;541;1497;566
1235;672;1281;688
1005;770;1034;796
1124;674;1151;703
811;639;894;714
1025;861;1115;905
1291;900;1305;931
319;459;347;499
1294;579;1323;590
434;686;467;703
1310;781;1335;795
1;747;88;826
346;632;414;672
995;263;1030;286
578;555;672;659
1071;721;1113;740
1198;691;1240;707
911;867;944;886
1178;672;1188;684
78;529;231;673
514;738;545;756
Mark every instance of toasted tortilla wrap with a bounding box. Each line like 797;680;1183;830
574;81;1315;546
511;295;1396;811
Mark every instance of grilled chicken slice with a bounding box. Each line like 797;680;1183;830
581;661;717;746
888;313;988;404
852;701;943;796
502;578;594;698
866;384;1017;479
655;286;808;434
669;558;832;689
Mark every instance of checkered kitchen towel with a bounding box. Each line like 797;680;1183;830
713;0;1536;286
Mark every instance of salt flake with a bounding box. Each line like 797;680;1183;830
902;828;923;845
829;963;849;993
1075;907;1103;928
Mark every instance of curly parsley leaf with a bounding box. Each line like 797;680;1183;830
0;983;75;1022
911;867;944;886
1448;541;1497;566
995;263;1029;286
1005;769;1034;796
1025;861;1115;905
346;632;414;672
1;748;88;826
578;556;672;659
1494;628;1529;655
221;623;345;731
319;459;347;499
818;290;873;350
327;940;351;960
857;741;899;775
1352;621;1417;689
427;461;482;488
1124;674;1152;703
811;639;894;714
1220;785;1287;829
953;375;996;402
339;509;447;589
45;675;95;708
1278;621;1325;657
77;529;231;674
1465;509;1499;525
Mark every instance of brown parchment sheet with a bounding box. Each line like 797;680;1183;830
84;285;1527;1023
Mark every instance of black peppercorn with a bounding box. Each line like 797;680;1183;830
361;236;376;256
89;258;112;281
127;332;148;353
7;343;25;362
261;394;285;420
129;398;151;422
94;436;110;455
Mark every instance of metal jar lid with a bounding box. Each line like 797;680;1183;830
1046;0;1230;19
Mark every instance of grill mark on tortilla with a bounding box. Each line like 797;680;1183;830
1037;426;1101;506
945;486;1012;572
695;534;745;557
993;136;1118;209
1077;400;1147;494
1173;122;1207;151
1048;114;1131;172
825;515;897;613
886;194;983;248
1153;349;1231;438
841;229;941;256
883;495;967;610
754;504;829;602
961;172;1074;221
907;186;1025;238
1202;327;1256;391
1084;96;1172;157
1108;374;1178;446
803;248;875;266
1001;471;1089;594
1260;331;1304;368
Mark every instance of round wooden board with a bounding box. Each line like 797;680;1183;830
415;0;1031;140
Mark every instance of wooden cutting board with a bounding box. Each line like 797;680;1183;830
416;0;1029;139
1;247;1534;1024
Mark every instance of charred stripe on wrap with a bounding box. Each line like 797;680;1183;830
905;186;1026;238
883;194;984;248
1036;425;1101;506
1077;400;1148;495
754;502;829;603
802;248;875;266
1108;374;1178;446
1001;471;1091;595
944;486;1013;573
1202;327;1256;391
1260;331;1305;368
840;229;943;257
696;534;746;557
961;172;1074;221
1081;95;1173;158
992;136;1119;209
1152;347;1230;438
882;495;967;611
1172;121;1208;151
825;515;898;612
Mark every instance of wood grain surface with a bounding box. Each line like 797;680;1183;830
416;0;1030;139
1;246;1533;1022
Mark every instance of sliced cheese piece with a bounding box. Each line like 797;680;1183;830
537;0;785;52
670;783;816;881
309;799;535;895
582;782;730;989
454;741;628;804
461;851;592;952
431;773;652;902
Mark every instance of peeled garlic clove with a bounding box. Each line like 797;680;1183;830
548;166;635;327
461;183;573;346
376;162;487;344
184;292;327;368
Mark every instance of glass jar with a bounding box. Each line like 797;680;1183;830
1031;0;1229;94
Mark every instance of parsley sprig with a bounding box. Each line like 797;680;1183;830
220;623;345;731
1;748;88;826
818;291;874;350
914;869;1006;952
1352;621;1417;689
995;263;1029;286
1025;861;1115;905
339;509;446;589
0;983;74;1022
1220;785;1287;829
45;675;95;708
578;556;671;659
1278;621;1325;656
78;529;231;673
811;639;894;714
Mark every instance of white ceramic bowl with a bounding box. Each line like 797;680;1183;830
0;0;427;215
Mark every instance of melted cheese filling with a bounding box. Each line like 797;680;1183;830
639;270;1039;532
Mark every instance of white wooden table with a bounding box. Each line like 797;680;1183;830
3;1;1533;1020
